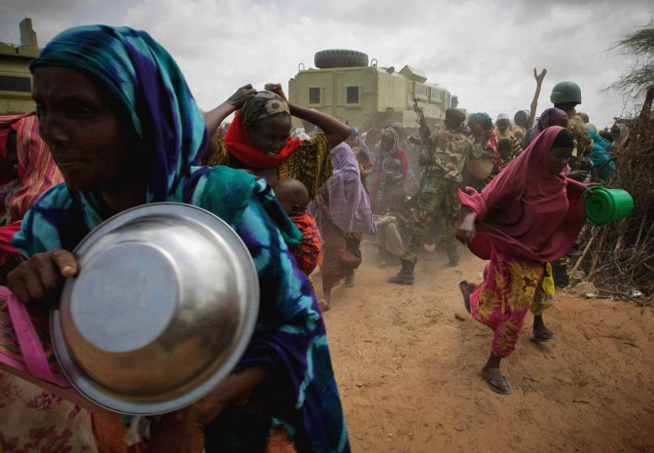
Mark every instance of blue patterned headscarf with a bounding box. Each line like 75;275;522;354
30;25;208;203
468;112;494;131
16;26;349;451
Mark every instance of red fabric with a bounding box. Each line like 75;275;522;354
224;111;303;170
0;113;63;223
288;210;322;276
396;148;408;177
0;124;13;185
469;248;544;358
0;221;21;254
458;126;587;262
482;131;502;173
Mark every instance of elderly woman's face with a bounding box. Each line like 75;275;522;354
33;67;128;192
246;114;292;156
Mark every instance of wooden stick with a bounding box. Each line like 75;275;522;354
634;215;647;248
588;227;609;279
596;287;642;305
641;217;654;246
613;220;627;253
625;253;654;274
571;226;599;276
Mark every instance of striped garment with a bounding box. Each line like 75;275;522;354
0;113;63;256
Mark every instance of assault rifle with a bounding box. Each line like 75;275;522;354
413;98;430;140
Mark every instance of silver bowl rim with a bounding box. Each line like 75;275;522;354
51;202;260;415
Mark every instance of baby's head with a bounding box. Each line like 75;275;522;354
271;178;310;215
497;138;514;160
387;158;403;179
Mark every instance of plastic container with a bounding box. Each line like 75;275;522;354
582;187;634;226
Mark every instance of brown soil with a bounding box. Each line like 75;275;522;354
319;242;654;452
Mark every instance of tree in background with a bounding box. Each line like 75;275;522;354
573;17;654;307
608;16;654;100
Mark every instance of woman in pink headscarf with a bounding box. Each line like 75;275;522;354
456;126;586;395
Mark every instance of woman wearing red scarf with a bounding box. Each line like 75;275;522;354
456;127;587;395
0;113;63;281
202;83;350;200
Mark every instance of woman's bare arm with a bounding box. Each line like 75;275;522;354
204;84;258;135
527;68;547;130
456;207;478;244
265;83;350;148
148;366;271;452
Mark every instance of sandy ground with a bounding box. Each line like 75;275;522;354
318;242;654;453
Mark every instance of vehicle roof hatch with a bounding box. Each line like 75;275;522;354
399;65;427;83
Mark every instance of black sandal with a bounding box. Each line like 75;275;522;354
459;281;471;314
530;328;557;343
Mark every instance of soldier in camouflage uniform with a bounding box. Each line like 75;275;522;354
550;81;593;181
539;82;594;341
389;108;469;285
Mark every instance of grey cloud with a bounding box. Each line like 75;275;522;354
1;0;652;129
0;0;98;18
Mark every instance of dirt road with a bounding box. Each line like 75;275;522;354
320;243;654;452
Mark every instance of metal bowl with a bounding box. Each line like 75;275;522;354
51;203;259;415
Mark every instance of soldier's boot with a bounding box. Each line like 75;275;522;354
388;260;415;285
446;244;460;267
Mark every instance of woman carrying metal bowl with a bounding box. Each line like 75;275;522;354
8;25;349;453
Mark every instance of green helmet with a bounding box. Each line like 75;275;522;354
550;81;582;104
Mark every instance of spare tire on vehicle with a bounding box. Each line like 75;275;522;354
314;49;369;69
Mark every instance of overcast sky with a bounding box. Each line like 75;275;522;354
1;0;652;129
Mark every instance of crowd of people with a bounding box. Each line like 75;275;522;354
0;23;632;452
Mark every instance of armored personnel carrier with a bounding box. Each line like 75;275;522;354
288;49;458;132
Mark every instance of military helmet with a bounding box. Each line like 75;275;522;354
550;81;582;104
445;108;466;124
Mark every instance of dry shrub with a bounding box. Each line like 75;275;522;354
578;86;654;306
